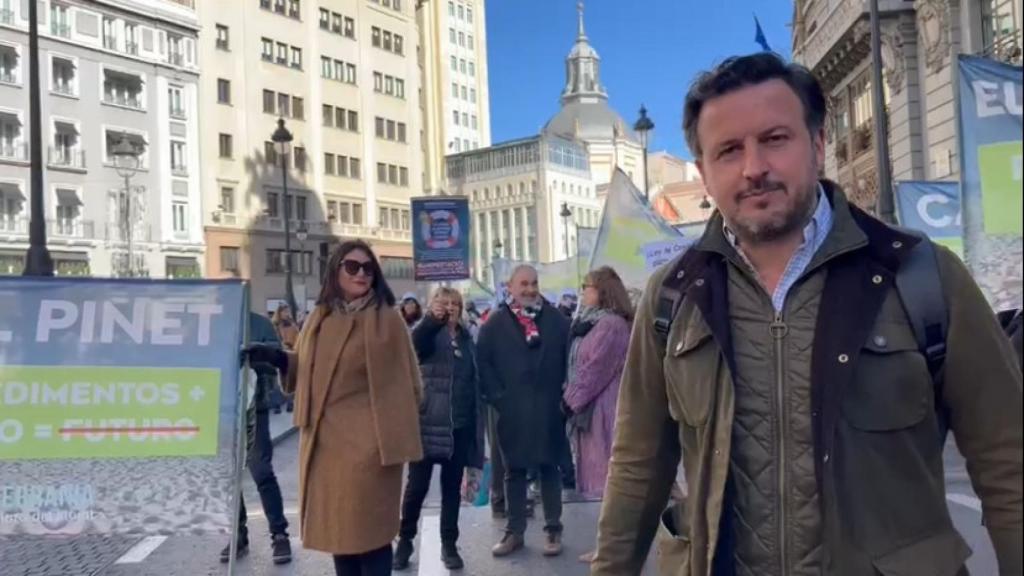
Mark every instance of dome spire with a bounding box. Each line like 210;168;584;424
577;1;586;39
562;0;606;104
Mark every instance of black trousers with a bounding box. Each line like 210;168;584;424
399;426;472;544
332;545;392;576
486;407;505;512
506;464;562;536
237;409;288;542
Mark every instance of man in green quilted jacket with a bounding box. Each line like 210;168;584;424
592;53;1022;576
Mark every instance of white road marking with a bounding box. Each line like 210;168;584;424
247;506;299;518
418;515;447;576
947;493;982;512
0;330;11;343
114;536;168;564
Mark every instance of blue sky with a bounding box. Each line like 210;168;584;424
484;0;794;160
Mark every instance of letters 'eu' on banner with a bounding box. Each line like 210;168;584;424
412;196;471;282
0;278;246;536
957;55;1023;310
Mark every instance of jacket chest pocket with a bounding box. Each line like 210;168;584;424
843;322;932;431
665;320;720;428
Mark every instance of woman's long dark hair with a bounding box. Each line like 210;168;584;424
317;240;396;308
587;266;634;322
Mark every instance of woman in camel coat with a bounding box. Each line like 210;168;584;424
248;239;423;576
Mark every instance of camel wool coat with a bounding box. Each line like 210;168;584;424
283;303;423;554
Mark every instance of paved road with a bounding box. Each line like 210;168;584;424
0;435;1000;575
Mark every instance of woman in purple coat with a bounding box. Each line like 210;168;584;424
563;267;633;551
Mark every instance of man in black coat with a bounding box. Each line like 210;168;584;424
478;265;571;558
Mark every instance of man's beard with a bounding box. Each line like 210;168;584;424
729;178;818;245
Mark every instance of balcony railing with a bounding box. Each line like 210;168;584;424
0;70;17;84
169;107;186;119
48;219;95;239
103;36;118;50
51;24;71;38
0;142;28;162
171;164;188;177
103;94;143;109
48;148;86;169
216;39;229;51
168;52;184;66
105;223;153;243
0;216;27;234
0;9;15;25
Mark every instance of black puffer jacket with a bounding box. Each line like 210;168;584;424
411;316;485;466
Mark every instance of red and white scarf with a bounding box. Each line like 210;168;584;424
507;300;542;346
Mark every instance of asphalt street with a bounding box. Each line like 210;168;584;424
0;428;1000;576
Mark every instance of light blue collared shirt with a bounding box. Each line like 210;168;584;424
725;185;834;312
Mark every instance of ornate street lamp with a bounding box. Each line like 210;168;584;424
271;118;298;316
560;202;573;259
633;105;655;202
112;133;143;277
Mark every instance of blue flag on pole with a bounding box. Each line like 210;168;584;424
754;15;771;52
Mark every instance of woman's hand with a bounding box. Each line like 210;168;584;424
429;300;448;322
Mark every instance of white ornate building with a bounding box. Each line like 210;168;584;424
445;1;642;282
791;0;1021;211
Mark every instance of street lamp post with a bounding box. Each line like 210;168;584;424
633;105;655;202
560;202;572;260
271;118;298;316
869;0;895;224
491;239;503;288
112;134;142;277
23;0;52;276
296;221;308;317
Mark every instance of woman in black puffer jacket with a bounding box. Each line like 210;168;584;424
394;287;485;572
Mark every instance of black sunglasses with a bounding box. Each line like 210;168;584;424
341;259;375;277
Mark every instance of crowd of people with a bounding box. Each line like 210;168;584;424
232;51;1022;576
237;235;635;575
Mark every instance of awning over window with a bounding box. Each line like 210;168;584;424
56;188;82;206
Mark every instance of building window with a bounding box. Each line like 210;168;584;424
324;153;335;175
170;141;187;174
458;32;465;47
372;27;381;47
980;0;1020;60
277;92;290;117
102;68;145;109
467;6;473;23
50;56;76;96
276;42;288;65
220;247;240;273
293;146;306;171
322;104;333;127
172;201;188;234
450;56;457;71
220;186;235;213
264;141;277;165
292;96;304;120
469;61;475;76
50;2;70;38
348;110;359;131
218;133;233;159
319;8;329;29
288;0;300;19
448;1;454;16
290;47;302;69
168;85;185;118
262;89;275;114
217;78;231;104
216;24;230;50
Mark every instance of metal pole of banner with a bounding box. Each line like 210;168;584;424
227;283;252;576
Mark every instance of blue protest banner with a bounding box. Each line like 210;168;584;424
412;196;472;281
957;55;1023;310
0;278;246;536
896;180;964;257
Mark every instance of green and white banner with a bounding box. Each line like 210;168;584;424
0;278;246;535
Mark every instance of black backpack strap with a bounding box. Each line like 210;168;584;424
893;229;950;438
653;248;706;348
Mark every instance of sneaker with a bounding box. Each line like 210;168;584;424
271;534;292;565
491;533;525;557
219;541;249;563
393;538;414;571
441;542;465;570
543;532;563;557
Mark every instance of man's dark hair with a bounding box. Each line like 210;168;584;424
683;52;827;158
317;239;396;308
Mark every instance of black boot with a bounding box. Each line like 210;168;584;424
219;539;249;563
442;541;465;570
393;538;414;570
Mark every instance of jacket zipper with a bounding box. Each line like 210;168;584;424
770;310;789;576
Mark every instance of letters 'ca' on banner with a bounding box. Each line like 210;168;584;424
412;196;472;282
0;278;246;536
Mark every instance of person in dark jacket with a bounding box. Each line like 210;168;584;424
400;292;423;328
393;287;484;572
478;265;571;558
221;312;291;565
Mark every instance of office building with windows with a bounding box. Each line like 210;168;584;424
200;0;422;311
417;0;491;195
0;0;202;277
791;0;1021;211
